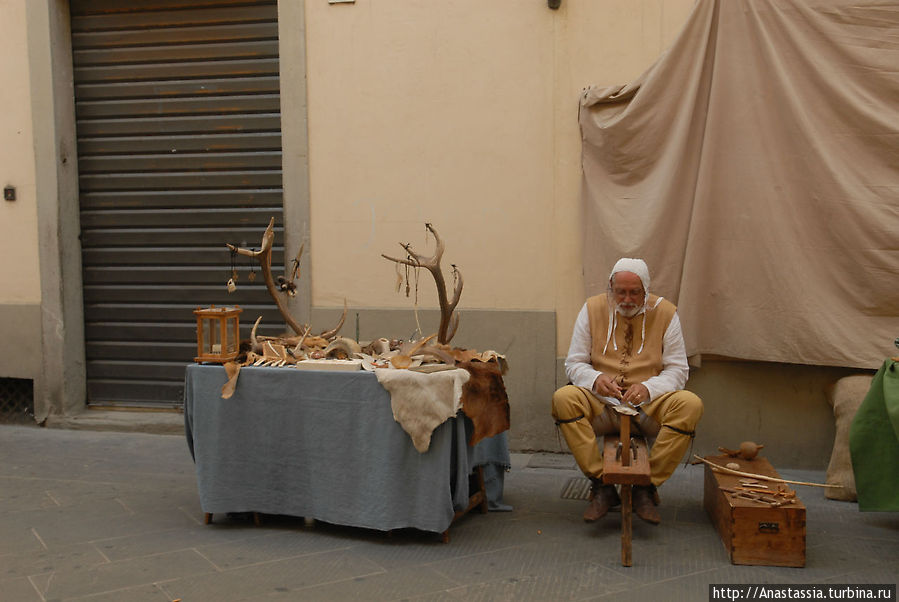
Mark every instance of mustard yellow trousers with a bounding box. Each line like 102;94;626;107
551;385;703;487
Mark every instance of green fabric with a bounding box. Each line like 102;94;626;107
849;359;899;511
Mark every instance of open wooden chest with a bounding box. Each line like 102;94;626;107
703;454;806;567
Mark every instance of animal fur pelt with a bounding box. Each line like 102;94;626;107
374;368;470;453
458;361;511;446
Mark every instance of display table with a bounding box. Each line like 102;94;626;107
184;364;509;535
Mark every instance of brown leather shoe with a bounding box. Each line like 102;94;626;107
583;483;620;522
632;485;661;524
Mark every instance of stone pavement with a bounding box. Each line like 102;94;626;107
0;424;896;601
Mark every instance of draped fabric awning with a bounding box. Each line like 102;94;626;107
579;0;899;369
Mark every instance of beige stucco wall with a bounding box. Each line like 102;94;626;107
0;0;41;305
0;0;43;380
304;0;695;342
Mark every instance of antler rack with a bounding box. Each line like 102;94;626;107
226;217;307;336
382;223;463;345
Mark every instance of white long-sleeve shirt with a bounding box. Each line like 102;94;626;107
564;301;689;403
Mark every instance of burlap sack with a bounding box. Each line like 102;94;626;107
825;375;874;501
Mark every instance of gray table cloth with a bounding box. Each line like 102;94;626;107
184;364;509;533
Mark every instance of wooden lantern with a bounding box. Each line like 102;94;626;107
194;305;242;363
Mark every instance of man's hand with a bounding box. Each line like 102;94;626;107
622;383;649;406
593;374;622;399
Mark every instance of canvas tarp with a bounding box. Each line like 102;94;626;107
579;0;898;369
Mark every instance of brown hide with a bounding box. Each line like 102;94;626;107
459;361;510;446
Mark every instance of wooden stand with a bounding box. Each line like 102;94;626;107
441;465;489;543
204;512;261;527
601;414;651;566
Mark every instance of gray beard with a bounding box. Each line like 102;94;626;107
616;303;643;318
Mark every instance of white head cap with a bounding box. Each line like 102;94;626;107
609;258;650;294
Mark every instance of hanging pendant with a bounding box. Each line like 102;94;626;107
394;263;403;293
228;247;239;288
404;263;411;297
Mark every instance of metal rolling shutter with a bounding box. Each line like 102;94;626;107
71;0;287;407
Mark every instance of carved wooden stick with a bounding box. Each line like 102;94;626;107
227;217;306;336
693;455;841;488
382;223;463;344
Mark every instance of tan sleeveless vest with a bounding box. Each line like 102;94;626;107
586;293;677;388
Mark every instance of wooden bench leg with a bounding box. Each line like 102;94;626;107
620;485;633;567
204;512;213;525
602;420;650;567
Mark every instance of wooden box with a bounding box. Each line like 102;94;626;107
703;454;806;567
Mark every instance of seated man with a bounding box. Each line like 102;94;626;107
552;258;703;525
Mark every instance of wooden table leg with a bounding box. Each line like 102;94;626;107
476;465;489;514
620;484;633;567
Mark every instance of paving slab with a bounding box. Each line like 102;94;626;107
37;549;216;601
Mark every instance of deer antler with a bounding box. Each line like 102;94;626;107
227;217;307;336
250;315;263;352
319;298;348;340
382;223;463;344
